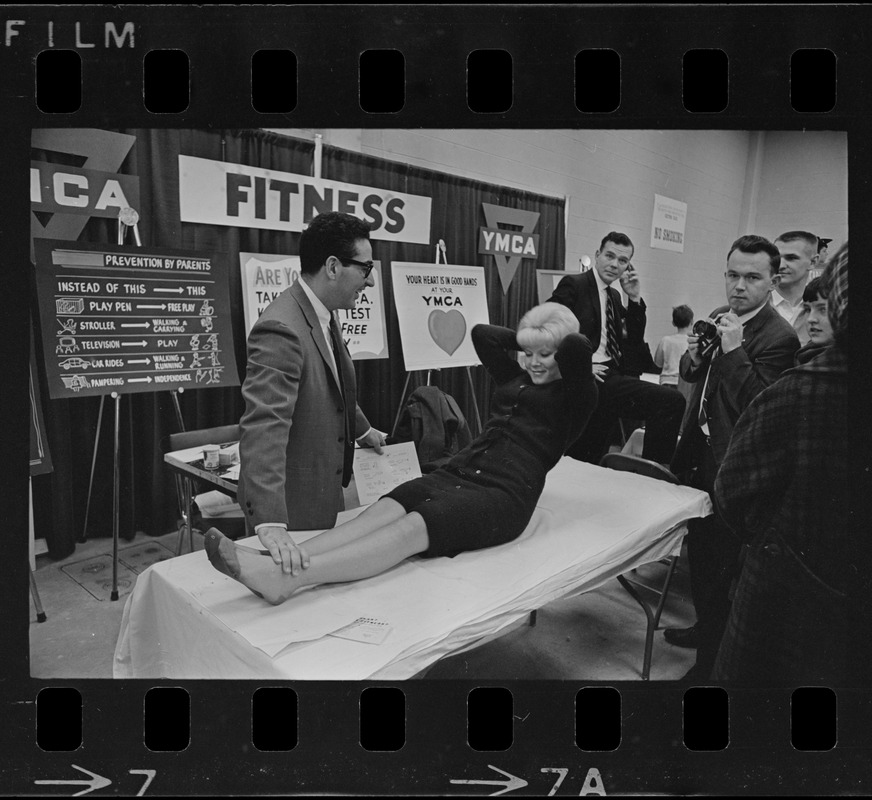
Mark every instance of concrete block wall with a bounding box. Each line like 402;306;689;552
266;128;847;345
754;130;848;255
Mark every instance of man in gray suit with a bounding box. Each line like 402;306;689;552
238;212;385;577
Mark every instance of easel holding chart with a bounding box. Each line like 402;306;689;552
32;236;240;599
390;253;489;437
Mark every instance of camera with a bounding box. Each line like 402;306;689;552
692;319;721;359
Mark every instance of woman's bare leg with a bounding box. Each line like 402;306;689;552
205;511;429;605
302;497;408;556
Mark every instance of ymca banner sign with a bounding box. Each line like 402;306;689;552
478;203;541;294
179;155;432;244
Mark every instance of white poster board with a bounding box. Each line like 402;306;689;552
536;269;569;304
239;252;301;336
391;262;490;371
650;194;688;253
239;253;388;360
336;263;389;360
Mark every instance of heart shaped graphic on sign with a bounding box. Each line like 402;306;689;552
428;309;467;356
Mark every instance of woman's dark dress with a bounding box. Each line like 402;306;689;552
385;324;597;558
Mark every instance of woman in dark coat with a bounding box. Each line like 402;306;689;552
206;303;597;604
711;243;849;683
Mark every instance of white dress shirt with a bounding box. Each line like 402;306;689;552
299;277;338;380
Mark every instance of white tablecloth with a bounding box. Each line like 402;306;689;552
114;458;711;680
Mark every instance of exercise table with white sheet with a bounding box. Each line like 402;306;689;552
114;457;712;680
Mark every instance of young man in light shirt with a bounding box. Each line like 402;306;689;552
771;230;819;345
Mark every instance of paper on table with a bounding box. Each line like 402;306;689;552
327;616;393;645
220;463;241;480
353;441;422;506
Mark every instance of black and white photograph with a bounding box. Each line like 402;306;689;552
27;126;849;686
4;4;869;797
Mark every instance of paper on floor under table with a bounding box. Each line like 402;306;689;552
353;441;422;506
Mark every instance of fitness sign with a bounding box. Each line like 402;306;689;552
178;155;432;244
33;240;240;400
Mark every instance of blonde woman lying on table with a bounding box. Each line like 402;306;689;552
205;303;597;605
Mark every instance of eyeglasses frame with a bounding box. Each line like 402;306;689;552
337;256;375;280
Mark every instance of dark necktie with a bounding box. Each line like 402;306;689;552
329;316;353;442
605;289;622;365
697;349;718;430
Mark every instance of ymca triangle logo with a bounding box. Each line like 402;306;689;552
479;202;540;294
31;128;138;246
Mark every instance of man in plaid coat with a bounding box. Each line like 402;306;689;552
667;234;800;681
711;243;849;683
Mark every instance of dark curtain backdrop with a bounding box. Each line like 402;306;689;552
322;144;565;437
31;129;564;559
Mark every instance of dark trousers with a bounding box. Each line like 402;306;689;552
566;371;685;465
684;438;742;678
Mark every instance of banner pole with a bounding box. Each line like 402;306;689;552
390;372;415;438
464;366;483;436
79;395;106;543
110;391;121;601
313;133;323;179
170;388;186;432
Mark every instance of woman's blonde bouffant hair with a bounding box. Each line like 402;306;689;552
516;302;580;351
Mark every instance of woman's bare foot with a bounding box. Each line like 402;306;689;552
204;528;300;604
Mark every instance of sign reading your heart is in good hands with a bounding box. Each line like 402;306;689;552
391;262;490;371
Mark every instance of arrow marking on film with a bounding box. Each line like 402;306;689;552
136;304;166;310
450;765;528;796
128;376;153;383
127;358;151;365
154;287;184;294
121;322;150;328
121;341;148;347
34;764;112;797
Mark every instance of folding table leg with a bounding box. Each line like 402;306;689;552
616;574;656;680
177;477;193;556
652;556;680;630
29;565;47;623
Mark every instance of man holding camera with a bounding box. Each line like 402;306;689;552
549;231;685;466
667;234;800;681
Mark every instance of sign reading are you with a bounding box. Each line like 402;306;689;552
239;252;389;360
391;262;490;371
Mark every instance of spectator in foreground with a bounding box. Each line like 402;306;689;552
666;234;799;681
711;242;848;684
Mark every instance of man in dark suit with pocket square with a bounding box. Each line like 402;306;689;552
549;231;685;465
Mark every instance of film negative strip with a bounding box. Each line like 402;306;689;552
3;4;871;796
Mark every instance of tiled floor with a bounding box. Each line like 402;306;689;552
29;527;698;682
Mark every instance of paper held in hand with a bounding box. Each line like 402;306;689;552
352;441;422;507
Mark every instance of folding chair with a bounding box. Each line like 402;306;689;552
598;452;683;680
166;423;243;555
